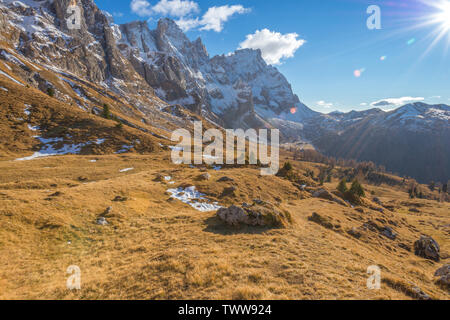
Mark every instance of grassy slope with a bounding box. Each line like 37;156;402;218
0;52;448;300
0;153;448;300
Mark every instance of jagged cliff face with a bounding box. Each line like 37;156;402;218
0;0;152;94
118;18;316;128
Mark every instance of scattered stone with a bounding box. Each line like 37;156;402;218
49;191;62;197
414;235;440;262
221;186;237;198
218;176;234;182
97;217;108;226
355;207;364;213
197;173;211;181
411;286;431;300
217;203;291;228
348;227;362;239
78;176;88;182
373;197;382;205
253;199;265;205
113;196;127;202
308;212;334;230
381;226;397;240
409;208;420;213
434;264;450;286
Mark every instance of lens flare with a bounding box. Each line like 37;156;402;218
290;107;297;114
353;68;365;78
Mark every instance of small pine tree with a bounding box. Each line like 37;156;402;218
337;179;348;194
47;87;55;97
102;104;111;119
283;162;293;172
350;179;365;197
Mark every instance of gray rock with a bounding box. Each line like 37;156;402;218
217;204;289;228
348;227;362;239
434;264;450;286
414;235;440;262
381;226;397;240
97;217;108;226
197;173;211;181
218;176;234;182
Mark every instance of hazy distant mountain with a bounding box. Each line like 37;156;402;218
305;103;450;183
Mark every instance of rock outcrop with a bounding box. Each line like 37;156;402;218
414;235;440;262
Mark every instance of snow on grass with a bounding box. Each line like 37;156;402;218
116;144;133;154
167;186;222;212
24;104;31;116
0;70;24;86
15;136;107;161
119;168;134;173
0;87;8;92
27;124;39;131
164;176;172;181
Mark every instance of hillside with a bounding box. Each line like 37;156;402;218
0;0;448;301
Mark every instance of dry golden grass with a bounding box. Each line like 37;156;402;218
0;152;448;300
0;52;448;300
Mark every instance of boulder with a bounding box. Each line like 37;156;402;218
414;235;440;262
434;264;450;286
197;173;211;181
217;203;291;228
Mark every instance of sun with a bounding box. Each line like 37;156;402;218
433;1;450;31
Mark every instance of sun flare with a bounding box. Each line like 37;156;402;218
433;1;450;30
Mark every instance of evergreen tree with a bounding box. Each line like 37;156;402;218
337;179;348;194
350;179;365;197
102;104;111;119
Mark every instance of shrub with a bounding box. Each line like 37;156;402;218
337;179;348;194
102;104;111;119
350;179;365;197
47;87;55;97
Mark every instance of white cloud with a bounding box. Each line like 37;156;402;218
131;0;199;18
199;5;249;32
238;29;305;65
317;100;333;109
370;96;425;107
176;5;250;32
360;103;368;106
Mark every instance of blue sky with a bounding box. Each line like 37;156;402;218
96;0;450;113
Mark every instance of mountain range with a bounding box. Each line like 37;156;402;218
0;0;448;183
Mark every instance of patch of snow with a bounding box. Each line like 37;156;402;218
116;144;133;154
0;70;24;86
167;186;222;212
24;104;31;115
0;87;8;92
119;168;134;173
